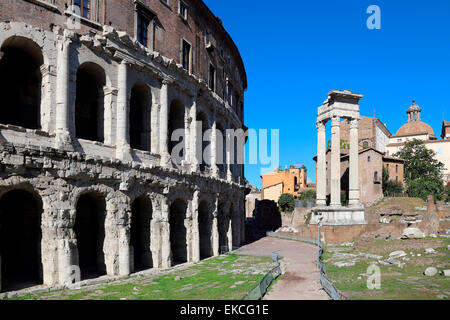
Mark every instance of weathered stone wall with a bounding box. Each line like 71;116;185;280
0;1;249;293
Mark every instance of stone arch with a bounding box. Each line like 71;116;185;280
198;199;213;259
197;111;211;171
169;198;188;265
0;36;43;129
130;82;152;152
74;191;107;280
168;99;186;163
75;62;106;142
0;188;43;292
130;195;153;271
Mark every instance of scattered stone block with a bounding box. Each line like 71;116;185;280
424;267;438;276
389;251;407;259
401;227;425;239
425;248;436;254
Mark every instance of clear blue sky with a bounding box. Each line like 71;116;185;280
204;0;450;189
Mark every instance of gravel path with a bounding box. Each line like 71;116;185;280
237;237;329;300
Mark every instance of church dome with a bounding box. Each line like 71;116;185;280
395;121;435;137
394;100;435;138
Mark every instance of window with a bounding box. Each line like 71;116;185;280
182;40;191;72
396;165;398;173
74;0;90;19
397;139;402;143
367;156;371;162
137;14;150;47
135;2;156;50
363;141;369;148
227;84;232;106
179;1;188;20
204;29;210;46
374;171;379;182
396;176;398;181
209;65;215;92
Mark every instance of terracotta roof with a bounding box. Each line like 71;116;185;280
394;120;435;138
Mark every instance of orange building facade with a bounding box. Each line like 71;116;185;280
261;167;308;201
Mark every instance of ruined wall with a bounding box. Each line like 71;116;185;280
0;0;249;293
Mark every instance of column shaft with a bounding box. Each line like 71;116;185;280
160;81;170;165
211;119;218;176
116;61;130;159
55;38;71;147
316;121;327;206
330;116;341;206
190;99;199;171
349;118;360;206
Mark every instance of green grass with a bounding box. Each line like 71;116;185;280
5;254;274;300
323;237;450;300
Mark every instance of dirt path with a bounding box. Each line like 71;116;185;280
237;237;329;300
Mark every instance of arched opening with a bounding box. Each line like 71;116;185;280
169;199;187;265
197;112;210;172
0;37;43;129
216;123;226;174
130;196;153;272
168;100;185;164
198;200;212;259
74;192;106;280
0;190;42;292
218;202;229;254
75;62;106;142
130;83;152;151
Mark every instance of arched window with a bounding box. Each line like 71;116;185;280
75;62;106;142
363;141;369;148
168;100;185;164
0;37;43;129
130;82;152;151
374;171;379;182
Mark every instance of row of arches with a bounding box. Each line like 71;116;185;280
0;36;243;169
0;188;239;293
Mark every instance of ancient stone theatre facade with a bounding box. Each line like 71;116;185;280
0;0;248;292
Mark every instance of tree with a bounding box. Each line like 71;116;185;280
300;164;307;172
278;193;295;213
382;166;404;196
299;189;316;200
394;139;445;201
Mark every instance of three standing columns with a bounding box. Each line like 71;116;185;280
316;117;360;207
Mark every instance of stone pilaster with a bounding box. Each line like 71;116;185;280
348;118;360;206
191;191;200;262
190;98;199;172
159;80;170;166
55;35;72;149
151;103;160;154
116;60;131;161
160;197;171;268
211;116;218;177
212;196;219;256
316;121;327;206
